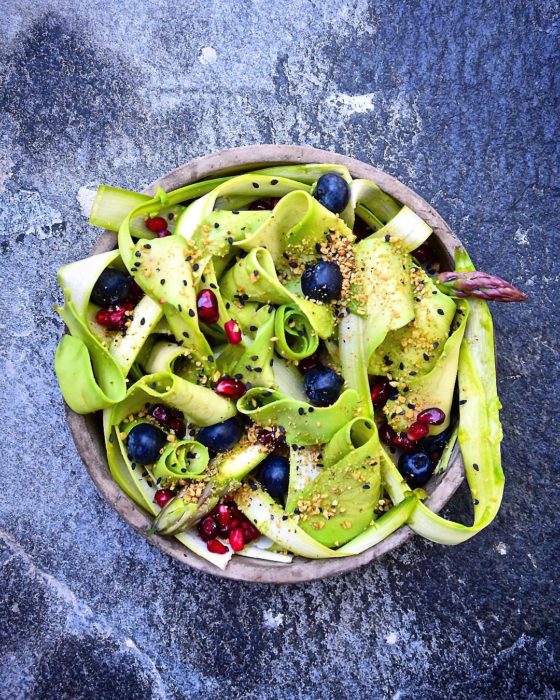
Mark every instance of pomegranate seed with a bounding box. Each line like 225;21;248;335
154;489;174;508
224;319;242;344
411;242;435;264
417;407;446;425
127;280;144;306
242;523;260;543
223;503;243;521
151;405;186;438
228;517;241;531
214;377;247;400
248;198;280;211
256;428;286;449
379;423;397;445
370;377;392;406
353;218;373;241
96;306;130;330
146;216;168;233
229;527;245;552
407;421;430;442
298;351;322;374
155;229;172;238
215;504;232;529
207;539;228;554
393;433;416;453
198;516;218;542
196;289;219;324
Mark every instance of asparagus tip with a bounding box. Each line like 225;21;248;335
436;271;527;303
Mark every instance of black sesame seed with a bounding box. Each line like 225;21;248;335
433;341;439;348
140;318;146;326
459;399;467;405
183;331;189;338
252;182;259;189
135;251;141;258
251;355;259;361
232;210;239;214
423;353;430;361
188;309;195;317
193;263;199;272
473;463;479;471
144;244;151;249
250;325;258;331
473;498;479;505
271;179;278;185
214;222;219;228
227;237;233;244
409;370;417;376
182;279;188;286
384;234;391;242
437;308;444;315
363;483;370;489
160;279;166;285
298;407;305;415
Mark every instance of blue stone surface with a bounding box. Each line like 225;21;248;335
1;2;558;698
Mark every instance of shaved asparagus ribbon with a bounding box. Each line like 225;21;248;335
54;164;510;569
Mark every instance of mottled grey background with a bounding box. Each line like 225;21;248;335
1;1;558;698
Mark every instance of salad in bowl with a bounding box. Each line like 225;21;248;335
54;158;525;573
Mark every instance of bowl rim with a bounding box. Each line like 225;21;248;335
65;144;466;584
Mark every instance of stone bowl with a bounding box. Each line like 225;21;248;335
65;145;465;583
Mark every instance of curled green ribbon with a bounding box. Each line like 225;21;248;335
274;304;319;361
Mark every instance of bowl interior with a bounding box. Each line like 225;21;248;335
66;145;465;583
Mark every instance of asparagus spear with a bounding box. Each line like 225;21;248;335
435;270;527;302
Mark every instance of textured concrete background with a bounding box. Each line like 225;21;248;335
1;1;559;698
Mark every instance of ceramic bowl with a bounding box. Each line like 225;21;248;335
65;145;465;583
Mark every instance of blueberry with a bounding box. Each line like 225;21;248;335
197;417;243;452
398;451;434;488
313;173;350;214
303;366;344;407
301;260;343;302
259;455;290;499
126;423;166;465
91;268;132;308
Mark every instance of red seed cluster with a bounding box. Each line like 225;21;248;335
151;404;186;438
197;501;260;555
380;406;446;454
